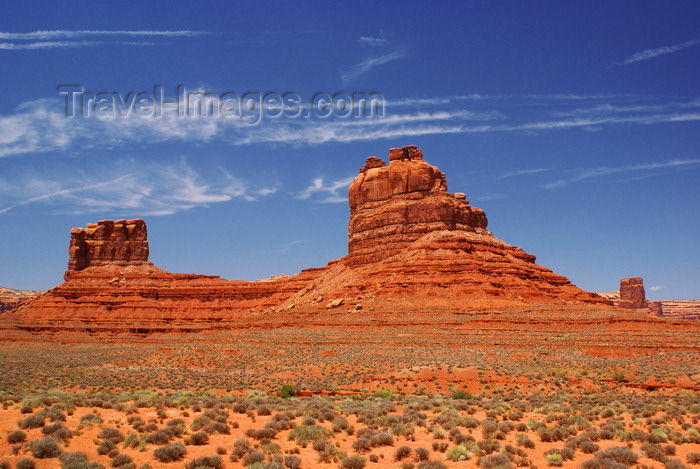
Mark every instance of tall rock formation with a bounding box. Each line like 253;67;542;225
341;146;600;304
618;277;647;309
348;146;488;265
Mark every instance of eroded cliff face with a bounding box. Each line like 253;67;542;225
11;146;681;343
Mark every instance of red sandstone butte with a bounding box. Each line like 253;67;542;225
66;219;149;278
618;276;647;309
6;146;699;347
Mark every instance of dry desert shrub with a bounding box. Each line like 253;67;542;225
594;447;638;465
415;447;430;461
514;433;535;448
431;441;448;453
340;455;366;469
59;452;104;469
29;437;63;459
229;439;251;462
110;453;132;468
153;442;186;463
352;435;371;453
18;414;45;429
245;423;279;440
479;453;512;469
7;431;26;444
144;429;170;445
15;459;35;469
43;422;72;440
643;442;668;462
189;431;209;445
546;453;563;467
241;450;265;466
183;455;223;469
395;445;412;460
369;430;394;447
283;454;301;469
417;462;447;469
79;414;103;427
664;460;690;469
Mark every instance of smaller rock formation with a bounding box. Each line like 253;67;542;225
648;301;663;316
66;219;149;279
618;277;646;309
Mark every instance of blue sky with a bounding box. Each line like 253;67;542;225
0;1;698;300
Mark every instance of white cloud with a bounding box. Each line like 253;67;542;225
555;104;667;117
1;94;699;157
341;49;407;84
618;38;700;65
358;36;387;46
498;168;549;179
296;176;355;203
269;240;305;253
649;286;664;292
0;30;207;50
542;159;700;189
0;30;207;40
0;41;101;50
0;159;273;216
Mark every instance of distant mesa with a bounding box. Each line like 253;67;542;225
2;146;698;346
0;287;41;314
599;276;700;320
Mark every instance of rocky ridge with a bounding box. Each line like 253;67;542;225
2;147;698;352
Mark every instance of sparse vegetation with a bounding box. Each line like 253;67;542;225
29;437;63;459
153;443;186;462
0;342;697;469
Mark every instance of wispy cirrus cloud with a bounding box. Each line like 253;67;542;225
0;30;207;40
358;36;387;47
269;240;305;253
0;159;273;216
498;168;549;179
1;93;699;157
0;41;101;50
617;38;700;65
341;48;407;84
0;30;208;50
542;159;700;190
296;176;355;203
388;93;636;107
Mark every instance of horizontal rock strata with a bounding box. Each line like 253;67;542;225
2;146;697;351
